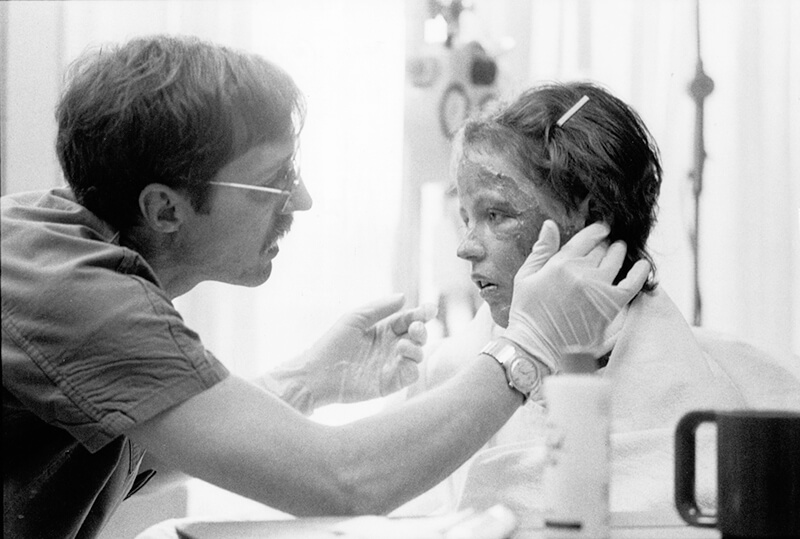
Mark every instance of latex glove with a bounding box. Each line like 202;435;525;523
503;220;651;373
269;294;438;409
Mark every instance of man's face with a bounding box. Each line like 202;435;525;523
180;138;311;287
455;150;574;327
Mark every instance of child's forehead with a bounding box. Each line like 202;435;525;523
456;157;522;189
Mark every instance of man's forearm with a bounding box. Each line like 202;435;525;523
329;353;522;514
127;358;523;518
132;452;190;496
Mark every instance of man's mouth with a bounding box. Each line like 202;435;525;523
273;213;294;240
263;213;294;256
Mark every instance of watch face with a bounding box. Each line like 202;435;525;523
509;357;539;392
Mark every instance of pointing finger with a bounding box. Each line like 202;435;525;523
390;303;437;335
407;320;428;344
354;293;406;328
396;340;424;364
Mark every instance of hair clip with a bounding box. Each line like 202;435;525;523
556;95;590;127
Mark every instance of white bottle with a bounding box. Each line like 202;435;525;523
542;374;611;539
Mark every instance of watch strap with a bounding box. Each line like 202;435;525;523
480;339;548;402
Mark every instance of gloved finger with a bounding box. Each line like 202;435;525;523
390;303;437;335
351;293;406;328
596;240;627;280
584;241;611;268
557;221;611;258
407;320;428;345
615;259;651;294
516;219;561;280
381;357;420;394
398;360;420;387
396;361;419;389
395;339;425;364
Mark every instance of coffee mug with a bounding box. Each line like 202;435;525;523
675;409;800;538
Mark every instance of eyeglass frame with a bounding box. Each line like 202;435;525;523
208;157;300;213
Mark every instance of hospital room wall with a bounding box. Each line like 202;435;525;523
405;0;800;380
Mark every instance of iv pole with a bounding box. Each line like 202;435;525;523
687;0;713;327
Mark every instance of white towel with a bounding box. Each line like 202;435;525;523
397;287;800;524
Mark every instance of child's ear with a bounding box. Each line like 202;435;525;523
579;195;612;228
577;195;592;225
560;195;592;239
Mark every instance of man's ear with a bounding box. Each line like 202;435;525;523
138;184;190;234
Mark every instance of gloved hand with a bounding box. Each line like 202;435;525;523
268;294;437;410
503;220;651;373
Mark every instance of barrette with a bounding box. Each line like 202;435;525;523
556;95;590;127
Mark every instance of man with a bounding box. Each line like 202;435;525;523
2;37;649;538
404;81;800;518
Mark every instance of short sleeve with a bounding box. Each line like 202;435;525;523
2;189;230;452
2;260;229;453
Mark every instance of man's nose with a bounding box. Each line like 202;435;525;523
282;177;312;213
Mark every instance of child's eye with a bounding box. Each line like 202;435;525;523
487;210;505;222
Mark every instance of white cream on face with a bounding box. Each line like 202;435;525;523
455;153;552;326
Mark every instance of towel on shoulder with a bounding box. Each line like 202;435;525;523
396;287;800;521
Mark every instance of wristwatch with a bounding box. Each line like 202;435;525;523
481;339;549;402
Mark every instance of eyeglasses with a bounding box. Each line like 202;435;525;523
209;159;300;213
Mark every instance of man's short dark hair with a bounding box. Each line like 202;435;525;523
56;35;306;231
460;81;663;291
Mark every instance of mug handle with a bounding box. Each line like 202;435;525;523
674;410;718;527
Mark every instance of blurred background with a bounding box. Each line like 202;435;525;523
2;0;798;535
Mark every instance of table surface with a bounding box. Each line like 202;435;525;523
175;510;722;539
